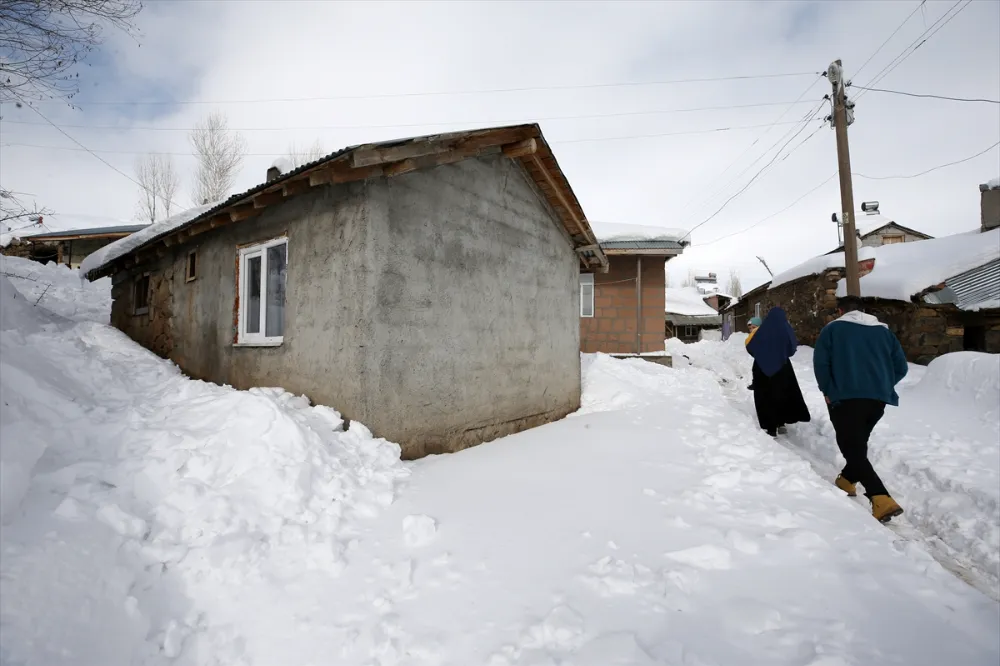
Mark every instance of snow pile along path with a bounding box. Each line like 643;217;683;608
673;334;1000;601
1;255;111;324
0;272;407;665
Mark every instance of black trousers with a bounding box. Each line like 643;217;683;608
828;399;889;498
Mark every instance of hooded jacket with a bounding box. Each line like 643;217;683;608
813;311;909;406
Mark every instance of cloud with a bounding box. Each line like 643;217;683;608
1;0;997;290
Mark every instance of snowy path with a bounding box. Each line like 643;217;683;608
2;260;999;665
669;336;1000;602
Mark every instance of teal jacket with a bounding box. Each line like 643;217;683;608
813;311;909;406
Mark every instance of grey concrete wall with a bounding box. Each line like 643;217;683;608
110;154;581;458
982;189;1000;232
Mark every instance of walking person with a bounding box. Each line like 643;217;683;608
745;308;811;437
813;296;909;523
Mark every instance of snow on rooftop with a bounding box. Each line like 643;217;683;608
589;221;689;244
665;286;719;316
854;212;897;237
986;176;1000;190
769;246;876;290
79;202;220;277
836;228;1000;303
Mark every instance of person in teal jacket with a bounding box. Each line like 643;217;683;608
813;296;908;523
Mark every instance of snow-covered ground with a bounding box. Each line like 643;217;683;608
669;335;1000;602
1;259;998;665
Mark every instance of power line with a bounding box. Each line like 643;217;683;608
856;0;971;102
697;173;838;247
853;141;1000;180
0;98;820;133
0;118;818;155
853;1;927;79
678;109;827;242
30;71;820;107
849;85;999;104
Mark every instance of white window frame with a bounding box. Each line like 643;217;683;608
236;236;287;347
580;273;595;318
754;302;761;319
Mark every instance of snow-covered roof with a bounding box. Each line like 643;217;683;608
836;228;1000;306
589;221;690;244
769;246;877;290
855;213;897;237
665;286;719;316
984;177;999;190
79;203;219;278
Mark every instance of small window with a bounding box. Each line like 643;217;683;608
580;274;595;318
882;235;904;245
684;325;696;337
186;251;197;282
754;302;761;319
237;237;287;345
133;274;150;315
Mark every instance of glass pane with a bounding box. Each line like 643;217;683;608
581;284;594;317
265;243;286;337
246;255;261;334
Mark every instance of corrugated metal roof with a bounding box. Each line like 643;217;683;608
927;258;1000;310
665;313;722;326
27;224;149;240
600;240;685;250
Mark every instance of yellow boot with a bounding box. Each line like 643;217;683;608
834;475;857;497
871;495;904;523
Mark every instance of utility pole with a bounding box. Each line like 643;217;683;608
827;59;861;297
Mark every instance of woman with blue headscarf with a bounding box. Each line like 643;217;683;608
745;307;811;436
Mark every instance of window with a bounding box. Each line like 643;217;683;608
186;251;198;282
882;234;904;245
133;274;150;315
754;302;761;319
684;325;696;338
580;274;594;318
237;237;287;345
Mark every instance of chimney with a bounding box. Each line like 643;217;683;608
981;181;1000;232
267;166;281;182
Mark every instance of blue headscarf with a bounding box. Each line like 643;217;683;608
746;307;798;377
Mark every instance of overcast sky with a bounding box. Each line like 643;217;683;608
2;0;998;290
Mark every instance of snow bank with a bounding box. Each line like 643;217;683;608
770;246;876;289
665;286;718;316
589;221;689;243
2;255;111;323
910;352;1000;423
79;202;219;278
837;228;1000;303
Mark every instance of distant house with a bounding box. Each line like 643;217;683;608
665;286;722;342
827;204;932;254
81;124;609;459
1;219;147;268
725;185;999;363
579;222;688;356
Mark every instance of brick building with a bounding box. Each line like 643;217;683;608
579;224;689;355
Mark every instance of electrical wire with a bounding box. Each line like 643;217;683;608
849;85;999;104
853;141;1000;180
0;118;818;155
25;71;820;106
0;98;821;133
853;1;927;79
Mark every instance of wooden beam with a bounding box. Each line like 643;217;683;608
384;159;419;177
229;204;258;222
529;153;588;240
282;178;312;196
574;244;600;254
502;138;537;158
350;127;530;168
163;235;177;247
253;190;285;208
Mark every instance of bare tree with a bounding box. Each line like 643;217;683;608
727;269;743;298
0;0;143;103
681;270;697;288
190;111;246;205
134;154;179;223
1;187;49;226
286;139;326;168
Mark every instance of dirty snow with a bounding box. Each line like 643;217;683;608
769;246;877;289
2;262;998;665
834;228;1000;305
78;202;219;278
588;221;689;243
665;286;719;316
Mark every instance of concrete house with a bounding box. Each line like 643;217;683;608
82;125;610;459
578;223;687;356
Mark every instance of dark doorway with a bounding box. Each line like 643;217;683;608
963;325;986;352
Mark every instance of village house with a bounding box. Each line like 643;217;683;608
4;223;149;268
664;286;723;342
81;124;609;459
827;201;933;253
725;182;1000;363
578;222;688;357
